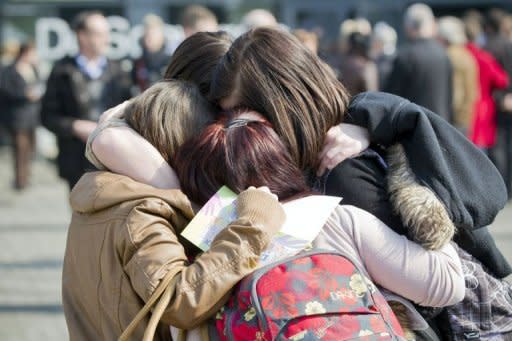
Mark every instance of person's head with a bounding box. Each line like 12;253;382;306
181;5;218;38
16;41;37;65
292;29;319;55
347;32;371;58
403;3;436;40
485;8;507;36
371;22;397;57
463;13;483;43
142;14;166;53
437;16;467;46
124;80;214;167
175;114;310;205
241;9;278;30
72;11;110;58
339;18;372;53
210;27;349;173
164;31;232;97
502;15;512;40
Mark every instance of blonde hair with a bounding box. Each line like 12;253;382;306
124;80;213;166
438;16;467;45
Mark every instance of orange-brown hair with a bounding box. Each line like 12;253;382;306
175;115;310;205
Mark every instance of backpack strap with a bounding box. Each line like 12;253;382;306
118;267;181;341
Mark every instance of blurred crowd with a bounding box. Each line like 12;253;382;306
327;5;512;198
1;3;512;198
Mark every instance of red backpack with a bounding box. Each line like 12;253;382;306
212;250;406;340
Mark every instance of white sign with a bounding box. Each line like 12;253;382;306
35;16;185;61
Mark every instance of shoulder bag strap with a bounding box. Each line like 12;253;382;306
118;267;181;341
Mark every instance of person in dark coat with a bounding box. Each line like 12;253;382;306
132;14;171;93
386;3;453;122
0;42;43;190
338;32;378;95
41;11;131;190
483;8;512;198
371;22;397;91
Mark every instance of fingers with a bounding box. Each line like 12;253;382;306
317;145;355;176
246;186;278;201
99;101;130;124
317;124;370;176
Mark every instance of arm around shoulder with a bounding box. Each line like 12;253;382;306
336;205;465;307
90;124;180;189
123;188;285;330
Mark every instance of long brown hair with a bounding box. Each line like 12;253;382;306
175;115;310;205
164;31;232;96
124;80;213;166
210;27;350;173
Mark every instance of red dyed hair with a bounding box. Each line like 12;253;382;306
175;116;310;205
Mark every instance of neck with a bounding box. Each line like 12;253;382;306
80;50;102;63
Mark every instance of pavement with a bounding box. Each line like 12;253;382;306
0;145;511;340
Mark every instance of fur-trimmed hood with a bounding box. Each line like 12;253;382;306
386;144;455;250
345;91;511;277
346;91;507;231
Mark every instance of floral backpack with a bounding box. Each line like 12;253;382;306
211;250;406;340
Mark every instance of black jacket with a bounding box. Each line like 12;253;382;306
327;91;510;277
0;64;41;131
41;56;131;184
385;39;453;122
485;34;512;114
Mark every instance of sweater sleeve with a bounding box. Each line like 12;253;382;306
122;189;285;330
324;205;465;307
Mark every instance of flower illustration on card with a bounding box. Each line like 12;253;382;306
304;301;326;315
289;330;307;340
244;307;256;321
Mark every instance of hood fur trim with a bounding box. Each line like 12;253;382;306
386;144;455;250
388;301;416;340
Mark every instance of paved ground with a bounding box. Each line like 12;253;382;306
0;145;511;340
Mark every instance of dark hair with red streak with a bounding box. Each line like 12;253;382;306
175;115;311;205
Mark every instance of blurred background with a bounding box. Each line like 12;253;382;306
1;0;512;340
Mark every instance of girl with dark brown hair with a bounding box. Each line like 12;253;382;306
207;27;510;339
89;30;369;188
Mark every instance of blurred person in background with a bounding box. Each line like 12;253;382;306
241;9;278;30
292;29;319;55
371;22;397;90
41;11;131;190
338;18;372;55
132;14;170;93
181;5;218;38
464;10;487;46
329;18;372;80
484;9;512;198
386;3;453;122
0;41;43;190
338;31;378;95
502;14;512;42
437;16;478;134
0;41;20;66
464;14;509;157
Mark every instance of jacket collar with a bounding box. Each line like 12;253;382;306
70;171;194;219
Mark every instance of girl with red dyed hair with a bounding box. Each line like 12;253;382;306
173;113;464;338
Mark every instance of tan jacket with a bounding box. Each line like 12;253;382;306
447;46;478;130
62;172;285;340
